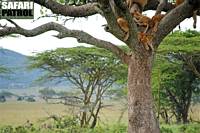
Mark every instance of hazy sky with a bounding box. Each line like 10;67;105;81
0;4;199;55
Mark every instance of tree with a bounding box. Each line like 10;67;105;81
0;0;199;132
0;65;10;77
152;31;200;124
30;47;126;128
39;88;57;102
153;30;200;123
0;91;15;98
159;53;199;123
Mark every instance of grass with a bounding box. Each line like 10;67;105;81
0;101;67;126
0;101;200;133
0;101;127;126
161;124;200;133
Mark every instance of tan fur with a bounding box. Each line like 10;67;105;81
138;32;154;51
176;0;184;6
133;11;152;33
116;0;164;48
117;0;150;41
117;17;130;41
151;14;165;32
126;0;148;10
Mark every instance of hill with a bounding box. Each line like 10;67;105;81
0;48;71;90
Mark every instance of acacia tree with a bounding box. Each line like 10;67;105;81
152;31;200;123
153;52;200;124
0;0;199;132
30;47;126;128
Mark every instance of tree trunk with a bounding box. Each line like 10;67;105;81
80;112;87;127
182;111;189;123
90;114;97;128
182;88;192;124
127;53;160;133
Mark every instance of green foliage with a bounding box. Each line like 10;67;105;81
160;127;173;133
1;123;200;133
0;126;13;133
0;65;10;74
153;53;199;123
152;30;200;123
39;89;56;97
0;124;127;133
160;124;200;133
0;91;15;98
169;30;200;38
159;30;200;53
50;115;79;129
30;47;128;128
0;124;36;133
30;46;127;84
179;124;200;133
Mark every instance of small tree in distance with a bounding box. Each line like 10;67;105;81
39;88;57;102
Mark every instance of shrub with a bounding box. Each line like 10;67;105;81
179;124;200;133
160;127;173;133
0;126;13;133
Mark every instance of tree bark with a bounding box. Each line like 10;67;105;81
127;53;160;133
80;112;87;127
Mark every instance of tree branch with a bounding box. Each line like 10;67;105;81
154;1;194;47
144;0;174;12
0;21;129;64
99;0;140;54
34;0;99;17
97;0;125;42
182;54;200;79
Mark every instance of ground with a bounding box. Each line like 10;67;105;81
0;101;200;133
0;101;128;126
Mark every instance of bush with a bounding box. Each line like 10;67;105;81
0;96;6;103
179;124;200;133
1;122;199;133
161;123;200;133
0;126;13;133
161;127;173;133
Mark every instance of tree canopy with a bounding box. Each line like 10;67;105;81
30;46;127;128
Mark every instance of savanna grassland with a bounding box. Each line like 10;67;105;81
0;101;127;126
0;101;200;133
0;101;67;126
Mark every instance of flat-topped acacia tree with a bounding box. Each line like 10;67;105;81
0;0;199;132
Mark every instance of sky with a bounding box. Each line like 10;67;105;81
0;4;199;55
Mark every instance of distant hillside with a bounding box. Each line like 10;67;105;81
0;48;71;89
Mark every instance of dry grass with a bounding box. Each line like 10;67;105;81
0;101;68;126
0;101;199;126
190;104;200;122
0;101;127;126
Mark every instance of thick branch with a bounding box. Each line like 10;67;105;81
34;0;99;17
0;21;65;37
182;55;200;79
57;29;129;64
0;21;129;64
144;0;174;12
154;1;194;47
98;0;126;42
112;0;139;48
99;0;139;52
